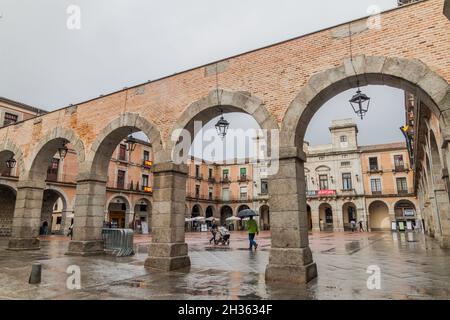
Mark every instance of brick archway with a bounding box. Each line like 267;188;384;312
84;112;163;180
167;89;279;162
281;55;450;148
24;127;85;183
8;127;85;251
0;140;25;177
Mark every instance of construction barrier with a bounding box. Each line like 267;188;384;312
102;228;134;257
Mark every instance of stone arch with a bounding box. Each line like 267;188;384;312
24;127;85;183
281;55;450;148
191;204;203;217
0;140;25;177
106;195;132;229
318;203;333;231
85;113;164;180
205;205;215;218
167;89;279;160
237;204;250;214
259;205;270;231
368;200;390;231
40;187;69;235
220;205;233;226
106;194;132;212
134;197;152;234
342;202;357;229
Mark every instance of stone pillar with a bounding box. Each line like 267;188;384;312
333;202;344;232
145;163;191;271
434;189;450;248
60;210;73;236
265;150;317;284
8;182;44;250
310;203;321;232
66;180;106;256
125;211;135;229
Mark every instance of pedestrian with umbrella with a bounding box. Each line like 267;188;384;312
238;209;259;250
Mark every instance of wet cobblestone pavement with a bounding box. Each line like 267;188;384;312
0;231;449;300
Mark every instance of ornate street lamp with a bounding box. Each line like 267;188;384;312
125;135;137;152
349;87;371;120
5;157;16;169
347;23;371;120
58;141;69;160
215;110;230;140
213;63;230;139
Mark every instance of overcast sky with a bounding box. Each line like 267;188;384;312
0;0;403;159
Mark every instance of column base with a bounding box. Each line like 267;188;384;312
312;227;321;232
7;238;40;251
265;247;318;284
334;227;344;232
440;235;450;249
66;240;105;256
145;243;191;271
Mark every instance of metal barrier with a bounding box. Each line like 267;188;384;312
102;228;134;257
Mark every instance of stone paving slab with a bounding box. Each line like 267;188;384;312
0;231;449;300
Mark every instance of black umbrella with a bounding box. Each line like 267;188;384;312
237;209;259;218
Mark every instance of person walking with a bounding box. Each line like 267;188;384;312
350;220;356;232
247;216;259;250
209;219;218;244
67;221;74;240
359;220;365;232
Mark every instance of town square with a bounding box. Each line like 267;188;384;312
0;0;450;304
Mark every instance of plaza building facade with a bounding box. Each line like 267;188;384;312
305;119;419;233
305;119;366;232
184;156;271;230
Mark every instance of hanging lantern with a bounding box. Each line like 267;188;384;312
215;114;230;139
5;157;16;169
58;142;69;160
125;135;137;152
349;89;371;120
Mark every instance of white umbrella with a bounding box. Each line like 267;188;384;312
192;216;205;221
205;217;215;222
185;218;193;222
226;216;241;221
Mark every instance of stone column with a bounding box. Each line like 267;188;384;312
66;179;106;256
310;203;321;232
145;163;191;271
125;211;135;229
434;189;450;248
333;202;344;232
8;181;44;250
59;210;73;236
265;149;317;284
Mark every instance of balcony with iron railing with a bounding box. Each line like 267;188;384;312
207;177;216;183
237;175;249;182
368;165;383;174
221;175;231;184
393;164;410;172
369;187;414;197
187;193;216;201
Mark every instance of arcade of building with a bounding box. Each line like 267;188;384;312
0;0;449;284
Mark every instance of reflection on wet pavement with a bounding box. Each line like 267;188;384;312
0;231;449;300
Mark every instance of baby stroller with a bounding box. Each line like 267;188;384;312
214;226;230;246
